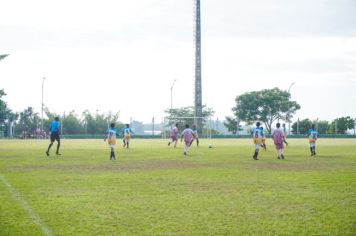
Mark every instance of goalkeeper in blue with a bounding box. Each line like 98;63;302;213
104;123;120;160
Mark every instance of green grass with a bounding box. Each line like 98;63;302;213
0;139;355;235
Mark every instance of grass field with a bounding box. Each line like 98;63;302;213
0;138;355;235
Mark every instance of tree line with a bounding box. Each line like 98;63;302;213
1;87;355;137
0;89;123;137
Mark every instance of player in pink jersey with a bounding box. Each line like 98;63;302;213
272;123;286;160
168;123;179;148
180;124;194;155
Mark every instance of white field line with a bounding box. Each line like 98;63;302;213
0;175;53;236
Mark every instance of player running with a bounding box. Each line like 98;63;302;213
168;123;179;148
272;123;286;160
122;124;135;149
260;126;267;150
251;122;263;160
189;124;199;147
181;124;194;155
104;123;120;160
282;123;289;146
46;117;61;156
307;124;318;157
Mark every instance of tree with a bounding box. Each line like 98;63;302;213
231;88;300;133
329;116;355;134
223;116;242;135
82;110;121;135
316;120;329;134
0;54;9;61
164;106;215;128
0;89;11;132
16;107;40;137
61;111;82;134
291;119;312;134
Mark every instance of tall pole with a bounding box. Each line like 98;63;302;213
287;82;295;135
288;82;295;93
194;0;203;135
170;79;176;109
41;77;45;131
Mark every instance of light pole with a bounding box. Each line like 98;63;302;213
170;79;177;109
288;82;295;93
41;77;45;132
287;82;295;135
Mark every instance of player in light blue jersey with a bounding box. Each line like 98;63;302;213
46;117;61;156
251;122;263;160
306;124;319;156
122;124;135;148
104;123;120;160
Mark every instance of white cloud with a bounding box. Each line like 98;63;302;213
1;0;355;123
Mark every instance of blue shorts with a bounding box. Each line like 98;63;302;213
50;132;60;142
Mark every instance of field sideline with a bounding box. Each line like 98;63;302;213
0;139;355;235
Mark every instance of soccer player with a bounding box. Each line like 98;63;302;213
251;122;263;160
189;124;199;147
181;124;194;155
46;117;61;156
307;124;318;156
122;124;135;148
272;123;286;159
104;123;120;160
282;123;289;146
260;126;267;150
168;123;179;148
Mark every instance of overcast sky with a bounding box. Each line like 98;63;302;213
1;0;355;123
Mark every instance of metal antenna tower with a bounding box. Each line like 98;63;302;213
194;0;203;135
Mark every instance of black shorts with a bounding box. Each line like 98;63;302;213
50;132;60;142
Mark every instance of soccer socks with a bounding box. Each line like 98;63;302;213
196;139;199;147
253;150;259;160
184;145;188;155
110;151;115;160
313;146;316;156
110;147;116;160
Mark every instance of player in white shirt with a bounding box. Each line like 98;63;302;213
181;124;194;155
189;125;199;147
168;123;179;148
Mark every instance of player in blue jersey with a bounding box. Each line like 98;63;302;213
251;122;263;160
46;117;61;156
122;124;135;148
307;124;319;156
104;123;120;160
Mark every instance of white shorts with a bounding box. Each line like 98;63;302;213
309;143;316;148
255;144;260;150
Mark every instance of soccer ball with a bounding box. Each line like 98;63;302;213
208;144;213;148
